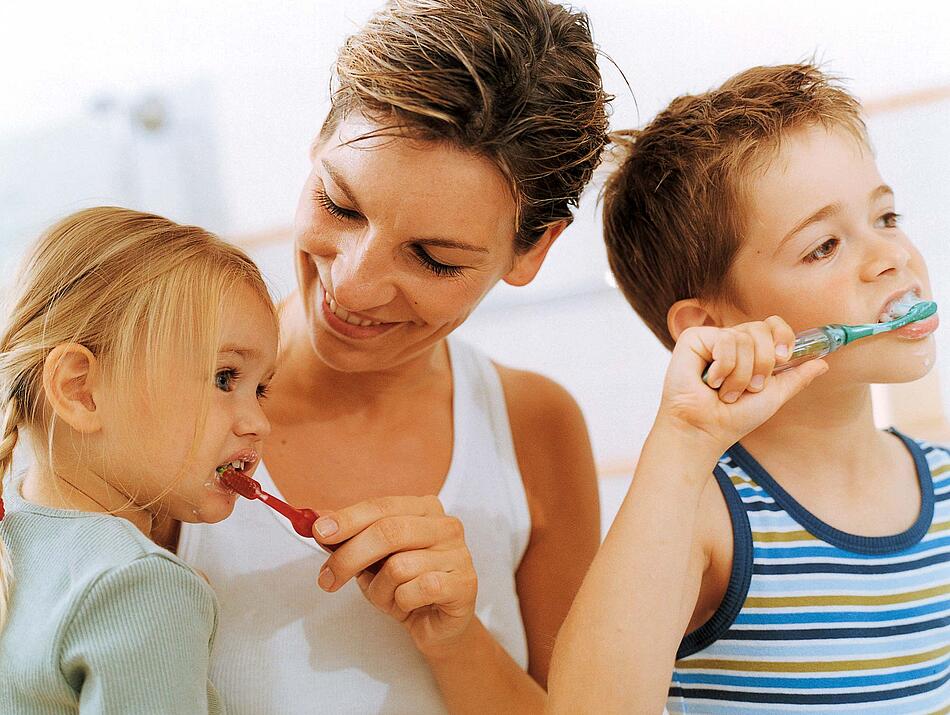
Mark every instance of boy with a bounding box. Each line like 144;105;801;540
548;64;949;713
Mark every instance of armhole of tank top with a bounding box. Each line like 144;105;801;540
676;464;753;659
475;350;532;567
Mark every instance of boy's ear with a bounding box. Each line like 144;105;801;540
502;220;567;287
667;299;722;342
42;344;102;434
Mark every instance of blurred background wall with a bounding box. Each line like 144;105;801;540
2;0;948;532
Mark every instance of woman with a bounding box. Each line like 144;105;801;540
178;1;609;712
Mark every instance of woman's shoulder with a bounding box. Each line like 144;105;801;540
493;363;597;497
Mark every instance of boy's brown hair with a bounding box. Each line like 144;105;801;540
603;63;866;349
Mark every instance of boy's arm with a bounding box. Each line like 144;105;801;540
548;319;828;714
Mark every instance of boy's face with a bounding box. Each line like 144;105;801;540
719;123;937;384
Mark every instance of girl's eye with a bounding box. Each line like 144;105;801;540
313;188;362;222
215;368;238;392
411;245;465;278
256;383;270;400
804;238;839;263
876;211;902;229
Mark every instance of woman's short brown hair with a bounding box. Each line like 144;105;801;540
603;63;866;349
321;0;610;253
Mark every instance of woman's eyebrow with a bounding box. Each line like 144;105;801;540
320;159;362;210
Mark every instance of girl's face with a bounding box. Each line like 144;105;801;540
293;114;550;373
104;282;279;524
721;124;937;384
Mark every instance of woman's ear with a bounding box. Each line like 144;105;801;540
502;220;567;287
667;299;722;342
42;344;102;434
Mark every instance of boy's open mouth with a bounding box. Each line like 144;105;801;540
214;449;259;487
877;289;921;323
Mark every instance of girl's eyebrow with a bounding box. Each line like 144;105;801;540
218;346;260;360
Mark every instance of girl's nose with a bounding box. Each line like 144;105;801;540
235;400;271;440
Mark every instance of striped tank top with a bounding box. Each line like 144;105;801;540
669;430;950;714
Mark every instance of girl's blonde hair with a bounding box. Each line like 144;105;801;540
0;206;276;629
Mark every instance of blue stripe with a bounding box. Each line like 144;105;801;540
734;598;950;625
722;615;950;641
753;550;950;575
674;659;950;689
669;667;950;704
752;535;950;560
698;625;950;658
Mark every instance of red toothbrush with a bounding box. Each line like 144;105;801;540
218;466;382;573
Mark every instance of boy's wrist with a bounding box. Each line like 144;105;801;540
648;414;730;462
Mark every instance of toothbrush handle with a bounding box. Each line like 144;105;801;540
258;493;383;574
772;327;838;373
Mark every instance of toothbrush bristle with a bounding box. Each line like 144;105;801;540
219;467;262;499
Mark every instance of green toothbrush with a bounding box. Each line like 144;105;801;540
702;299;938;382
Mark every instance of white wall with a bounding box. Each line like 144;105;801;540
3;1;949;481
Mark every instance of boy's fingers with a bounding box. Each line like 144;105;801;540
743;322;777;389
706;330;737;388
718;330;754;400
765;315;796;364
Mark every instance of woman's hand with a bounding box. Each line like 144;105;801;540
311;495;478;654
658;316;828;455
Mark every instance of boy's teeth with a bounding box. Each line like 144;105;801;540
881;291;920;322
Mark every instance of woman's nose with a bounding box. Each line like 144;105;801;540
330;232;398;310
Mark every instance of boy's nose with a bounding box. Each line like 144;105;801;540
861;235;911;281
330;231;398;311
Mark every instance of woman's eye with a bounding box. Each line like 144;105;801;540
411;246;464;278
215;369;237;392
313;188;361;221
804;238;839;263
876;211;902;229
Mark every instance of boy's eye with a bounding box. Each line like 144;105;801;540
215;368;238;392
313;188;362;222
256;383;270;400
411;245;465;278
876;211;902;229
804;238;839;263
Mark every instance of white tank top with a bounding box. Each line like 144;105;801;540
178;337;532;714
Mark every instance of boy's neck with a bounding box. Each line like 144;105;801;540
738;379;894;477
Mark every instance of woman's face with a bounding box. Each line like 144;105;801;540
293;113;551;373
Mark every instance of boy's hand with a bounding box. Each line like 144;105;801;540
658;316;828;451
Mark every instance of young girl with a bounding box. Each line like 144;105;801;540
0;207;278;713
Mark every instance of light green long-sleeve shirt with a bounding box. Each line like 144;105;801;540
0;482;223;714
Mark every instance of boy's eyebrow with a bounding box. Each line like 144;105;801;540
778;185;894;250
779;203;842;249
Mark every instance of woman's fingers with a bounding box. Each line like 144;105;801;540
358;547;474;613
313;494;445;544
317;513;466;591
